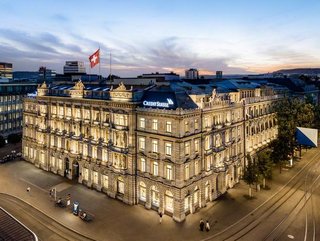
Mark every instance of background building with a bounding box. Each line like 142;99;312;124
63;61;86;75
0;83;37;138
185;68;199;79
0;62;13;81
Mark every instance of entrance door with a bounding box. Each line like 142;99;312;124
73;162;79;179
64;158;69;177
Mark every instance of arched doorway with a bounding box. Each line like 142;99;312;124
151;185;160;208
73;162;79;179
165;190;174;213
64;158;70;177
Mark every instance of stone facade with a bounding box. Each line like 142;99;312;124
22;80;279;222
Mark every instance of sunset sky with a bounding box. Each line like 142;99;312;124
0;0;319;76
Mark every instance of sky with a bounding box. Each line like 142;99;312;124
0;0;319;77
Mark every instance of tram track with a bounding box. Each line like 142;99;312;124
0;193;95;241
202;150;320;241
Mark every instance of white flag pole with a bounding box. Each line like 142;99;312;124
99;46;101;79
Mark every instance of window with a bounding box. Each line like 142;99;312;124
152;119;158;130
117;177;124;194
185;142;190;156
204;117;209;127
139;137;145;151
195;160;199;175
139;182;146;201
151;186;159;206
165;191;174;212
195;139;200;152
205;136;210;150
83;144;88;156
92;146;97;159
185;121;189;132
152;139;158;153
165;142;172;156
195;119;199;130
206;156;211;170
185;164;190;180
83;168;89;181
166;165;172;180
166;121;172;133
140;158;146;172
103;175;108;189
102;149;108;163
93;171;98;184
140;118;145;128
153;162;158;176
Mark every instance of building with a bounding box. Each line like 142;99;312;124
139;72;180;82
185;68;199;79
0;62;13;81
63;61;86;75
216;71;223;79
0;83;37;138
22;79;279;222
39;67;56;83
13;71;39;82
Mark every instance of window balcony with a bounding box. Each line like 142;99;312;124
112;123;128;131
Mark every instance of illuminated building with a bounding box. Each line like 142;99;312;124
22;79;279;221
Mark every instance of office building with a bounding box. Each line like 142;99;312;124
0;62;13;81
22;79;279;222
63;61;86;75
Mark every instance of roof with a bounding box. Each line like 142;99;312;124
0;207;38;241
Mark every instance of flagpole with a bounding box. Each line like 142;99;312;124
99;46;101;80
110;52;112;85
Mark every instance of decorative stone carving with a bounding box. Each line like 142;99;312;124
37;81;49;96
69;80;85;98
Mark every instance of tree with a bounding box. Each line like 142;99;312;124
7;133;22;144
256;150;273;188
270;137;291;173
0;135;5;148
273;97;314;160
243;155;258;197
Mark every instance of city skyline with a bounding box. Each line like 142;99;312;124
1;0;320;76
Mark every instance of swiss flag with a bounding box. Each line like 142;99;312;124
89;49;100;68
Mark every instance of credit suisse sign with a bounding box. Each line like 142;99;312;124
143;98;174;108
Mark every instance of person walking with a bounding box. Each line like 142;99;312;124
205;220;210;232
26;187;31;193
199;218;205;231
159;212;163;224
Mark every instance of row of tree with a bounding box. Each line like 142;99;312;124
243;96;319;197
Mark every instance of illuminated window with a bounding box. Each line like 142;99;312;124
185;141;190;156
165;142;172;156
139;182;146;201
140;118;145;128
165;190;174;212
139;137;145;151
185;121;189;132
103;175;108;188
195;160;199;174
195;139;200;152
93;171;98;184
152;119;158;130
166;165;172;180
195;119;199;130
140;158;146;172
152;139;158;153
185;164;190;180
153;162;158;176
166;121;172;133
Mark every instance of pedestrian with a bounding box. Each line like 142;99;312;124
49;189;52;197
205;220;210;232
199;218;205;231
159;212;163;224
26;187;31;193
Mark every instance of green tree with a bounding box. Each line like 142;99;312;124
0;135;5;148
273;97;314;159
243;155;258;197
270;137;291;173
256;150;273;188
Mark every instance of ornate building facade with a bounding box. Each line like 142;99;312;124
22;79;279;222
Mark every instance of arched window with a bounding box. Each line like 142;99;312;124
139;182;146;201
151;185;159;207
165;190;174;213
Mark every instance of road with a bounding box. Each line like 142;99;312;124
202;150;320;241
0;193;94;241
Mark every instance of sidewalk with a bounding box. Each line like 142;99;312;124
0;147;318;241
